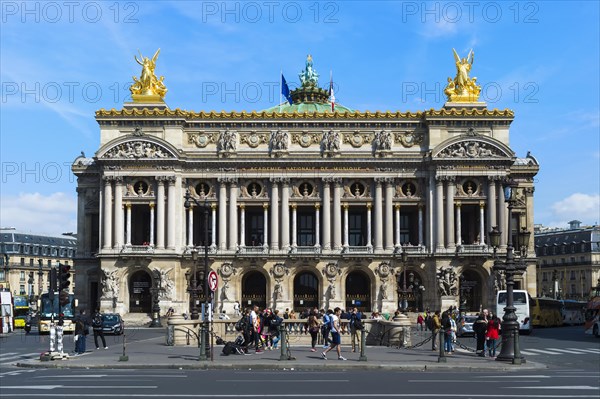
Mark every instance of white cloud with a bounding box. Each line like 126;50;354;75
548;193;600;227
0;192;77;237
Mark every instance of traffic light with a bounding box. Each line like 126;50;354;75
58;264;71;291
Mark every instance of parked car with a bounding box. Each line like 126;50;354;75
457;315;477;337
101;313;124;335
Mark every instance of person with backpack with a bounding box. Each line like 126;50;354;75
349;307;363;353
92;308;107;350
321;307;346;360
268;309;283;350
321;309;333;349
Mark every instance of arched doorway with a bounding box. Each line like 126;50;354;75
461;269;484;312
397;270;425;312
293;271;319;310
241;272;266;310
345;270;371;312
129;270;152;313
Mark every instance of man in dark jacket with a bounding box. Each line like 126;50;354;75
473;310;489;357
92;308;107;350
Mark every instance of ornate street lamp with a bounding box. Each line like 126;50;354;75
183;189;211;361
37;259;43;298
489;179;531;365
396;248;410;312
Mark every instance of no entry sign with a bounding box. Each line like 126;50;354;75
208;270;218;292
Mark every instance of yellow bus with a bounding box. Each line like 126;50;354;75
13;295;29;328
38;292;77;333
531;297;563;327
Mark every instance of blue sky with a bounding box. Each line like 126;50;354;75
1;1;599;236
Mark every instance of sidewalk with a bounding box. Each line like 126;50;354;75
16;332;546;371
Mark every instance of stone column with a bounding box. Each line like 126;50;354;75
114;177;124;249
435;176;445;251
291;203;297;248
281;179;290;251
211;204;217;248
395;203;401;248
187;205;194;247
156;177;166;249
479;201;486;245
487;177;497;230
228;179;238;251
445;178;455;250
366;203;373;251
166;176;177;249
126;203;132;245
418;203;424;247
314;203;321;248
374;178;384;251
270;179;279;250
343;203;349;249
239;204;245;249
149;203;155;246
497;180;507;249
263;203;269;249
384;178;395;250
455;201;462;247
102;176;113;249
218;178;228;251
332;178;342;250
322;179;331;250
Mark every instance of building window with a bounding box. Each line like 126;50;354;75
570;257;575;264
348;209;367;246
19;284;25;295
20;258;24;266
47;260;51;268
297;211;315;246
19;271;25;281
542;272;547;282
570;271;576;280
0;271;4;280
33;246;39;255
29;259;33;267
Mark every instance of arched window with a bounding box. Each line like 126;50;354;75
293;271;319;310
345;271;371;312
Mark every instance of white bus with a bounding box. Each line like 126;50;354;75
496;290;532;334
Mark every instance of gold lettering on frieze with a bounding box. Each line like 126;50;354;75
240;167;372;172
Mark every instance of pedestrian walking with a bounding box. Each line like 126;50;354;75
417;313;425;331
269;309;283;349
431;310;441;351
486;313;500;358
474;310;489;357
321;309;333;349
307;310;320;352
321;307;346;360
250;305;264;353
349;307;363;353
92;308;107;350
74;309;89;355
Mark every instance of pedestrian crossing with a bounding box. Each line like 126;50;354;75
0;351;41;365
519;347;600;356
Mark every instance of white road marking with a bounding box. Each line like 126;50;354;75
1;385;157;390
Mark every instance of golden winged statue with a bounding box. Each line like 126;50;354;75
129;49;167;102
444;48;481;103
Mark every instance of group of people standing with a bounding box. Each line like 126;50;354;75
73;308;107;355
423;307;500;358
474;308;501;358
237;305;365;361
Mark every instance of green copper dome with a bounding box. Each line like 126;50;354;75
262;55;354;114
263;101;354;114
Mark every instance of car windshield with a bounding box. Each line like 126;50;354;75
103;315;119;322
464;316;477;323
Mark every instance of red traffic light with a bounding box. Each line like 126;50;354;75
59;264;71;291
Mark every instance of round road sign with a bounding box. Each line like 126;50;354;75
208;270;218;292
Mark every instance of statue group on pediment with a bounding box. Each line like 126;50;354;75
104;141;170;159
374;130;392;151
439;141;500;158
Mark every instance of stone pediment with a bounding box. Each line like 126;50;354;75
98;138;178;160
433;136;513;159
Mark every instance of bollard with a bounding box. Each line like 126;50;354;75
279;324;289;361
437;330;446;363
199;323;207;361
513;329;524;365
359;328;367;361
119;333;128;362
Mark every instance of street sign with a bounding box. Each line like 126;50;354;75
208;271;218;292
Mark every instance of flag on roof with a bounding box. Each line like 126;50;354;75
329;71;335;112
281;74;292;105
